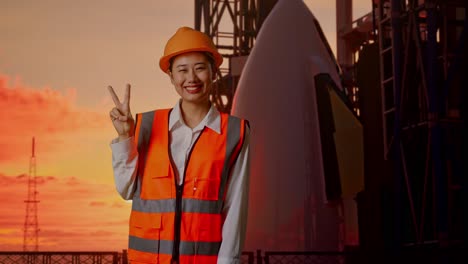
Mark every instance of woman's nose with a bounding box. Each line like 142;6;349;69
187;70;199;82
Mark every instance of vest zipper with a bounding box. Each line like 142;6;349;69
170;127;206;262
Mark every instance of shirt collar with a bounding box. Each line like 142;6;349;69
169;100;221;134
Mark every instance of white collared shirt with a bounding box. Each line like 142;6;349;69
110;101;250;264
168;100;221;185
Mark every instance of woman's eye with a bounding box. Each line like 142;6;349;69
178;69;187;73
196;67;206;71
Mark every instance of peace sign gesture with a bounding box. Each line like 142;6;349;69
108;84;135;141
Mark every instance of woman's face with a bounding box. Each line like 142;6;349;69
170;52;214;106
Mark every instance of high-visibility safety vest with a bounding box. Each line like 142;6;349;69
127;109;247;264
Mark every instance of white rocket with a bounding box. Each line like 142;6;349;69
232;0;364;251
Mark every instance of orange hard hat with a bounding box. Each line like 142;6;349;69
159;26;223;73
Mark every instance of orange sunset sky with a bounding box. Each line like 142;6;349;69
0;0;370;251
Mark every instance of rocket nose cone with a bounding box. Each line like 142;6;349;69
232;0;339;117
231;0;345;252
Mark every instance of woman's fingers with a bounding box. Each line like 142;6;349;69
110;107;134;125
108;84;132;116
108;85;134;138
118;115;129;122
123;84;131;107
108;85;121;107
110;107;124;121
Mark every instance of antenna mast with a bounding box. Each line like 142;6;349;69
23;137;40;251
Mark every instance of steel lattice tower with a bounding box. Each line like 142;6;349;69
23;137;40;251
354;0;467;249
194;0;277;113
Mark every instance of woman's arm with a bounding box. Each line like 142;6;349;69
110;137;139;200
218;125;251;264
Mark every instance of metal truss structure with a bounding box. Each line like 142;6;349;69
194;0;277;112
23;137;40;252
374;0;467;247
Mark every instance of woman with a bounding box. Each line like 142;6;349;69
108;26;250;264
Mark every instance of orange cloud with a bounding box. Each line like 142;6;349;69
0;74;109;164
0;174;57;185
89;201;107;207
0;173;130;251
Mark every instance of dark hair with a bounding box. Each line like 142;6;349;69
168;52;216;73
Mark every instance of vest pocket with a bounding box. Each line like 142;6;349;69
197;214;222;242
140;174;173;199
190;177;220;200
129;214;162;263
195;214;222;263
151;174;173;198
141;159;173;199
130;213;162;239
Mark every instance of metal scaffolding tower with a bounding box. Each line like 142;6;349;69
23;137;40;251
373;0;467;248
194;0;277;112
337;0;378;117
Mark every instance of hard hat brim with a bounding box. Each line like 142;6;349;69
159;48;223;73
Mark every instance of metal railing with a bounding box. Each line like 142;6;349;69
263;251;346;264
259;249;467;264
0;252;122;264
2;249;466;264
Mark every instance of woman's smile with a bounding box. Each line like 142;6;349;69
184;84;202;94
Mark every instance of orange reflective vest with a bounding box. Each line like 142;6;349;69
128;109;247;264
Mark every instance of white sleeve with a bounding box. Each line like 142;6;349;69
217;126;251;264
110;137;139;200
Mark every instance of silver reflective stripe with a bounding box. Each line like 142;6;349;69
180;240;221;256
134;111;156;197
132;197;176;212
129;236;220;256
129;235;169;255
132;198;223;214
218;116;242;200
181;198;223;213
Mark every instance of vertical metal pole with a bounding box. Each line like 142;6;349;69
456;7;468;248
391;0;403;249
336;0;353;67
426;0;448;247
122;250;128;264
463;8;468;248
256;249;263;264
195;0;201;30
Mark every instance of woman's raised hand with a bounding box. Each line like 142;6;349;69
108;84;135;141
